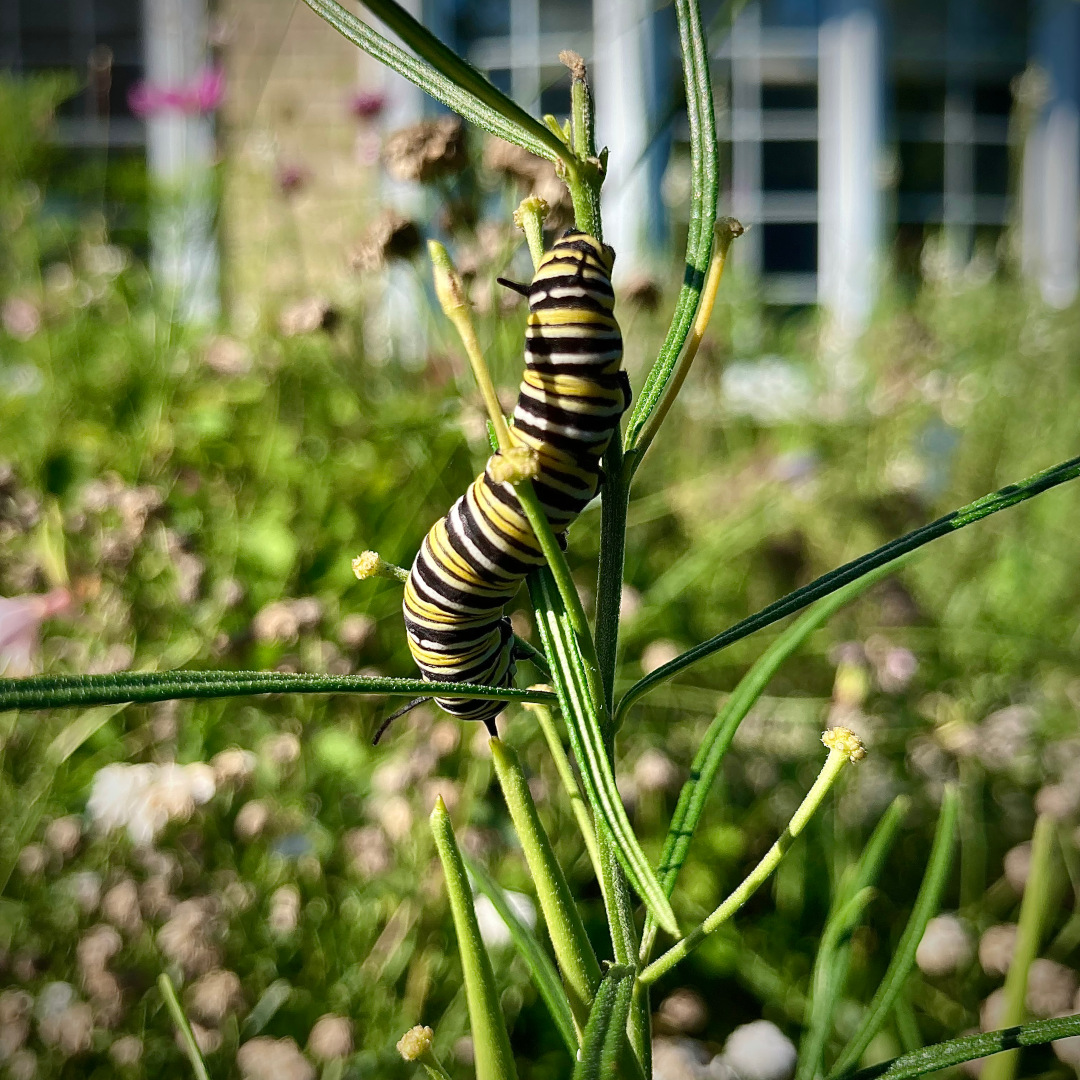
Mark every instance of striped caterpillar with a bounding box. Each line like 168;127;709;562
388;231;629;740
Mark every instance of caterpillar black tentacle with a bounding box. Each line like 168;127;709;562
401;230;629;731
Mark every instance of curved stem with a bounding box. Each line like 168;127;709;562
0;671;556;713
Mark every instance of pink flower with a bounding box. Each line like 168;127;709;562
128;67;225;118
349;91;386;120
0;588;73;676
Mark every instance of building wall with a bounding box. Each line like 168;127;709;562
219;0;386;324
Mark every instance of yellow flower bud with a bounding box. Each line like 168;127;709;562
352;551;408;583
396;1025;434;1062
822;727;867;762
488;446;541;485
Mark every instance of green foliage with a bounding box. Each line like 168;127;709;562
3;19;1080;1078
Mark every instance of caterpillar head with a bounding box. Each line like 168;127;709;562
559;229;616;274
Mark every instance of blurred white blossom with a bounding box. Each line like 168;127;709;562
87;762;216;844
473;890;535;949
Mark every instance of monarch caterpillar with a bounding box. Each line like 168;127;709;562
385;231;629;741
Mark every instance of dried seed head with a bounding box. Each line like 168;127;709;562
382;117;466;184
396;1025;434;1062
351;210;422;272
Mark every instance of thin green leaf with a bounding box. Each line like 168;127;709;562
828;786;960;1078
573;964;636;1080
359;0;572;163
529;570;679;937
45;704;127;764
981;815;1057;1080
616;454;1080;726
464;852;579;1056
302;0;567;164
623;0;718;452
798;887;877;1080
839;1013;1080;1080
159;973;211;1080
430;797;518;1080
642;561;904;957
798;797;911;1080
489;738;601;1030
0;671;556;713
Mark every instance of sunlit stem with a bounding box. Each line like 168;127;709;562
981;814;1057;1080
514;196;548;270
639;729;864;985
159;973;211;1080
525;696;605;889
429;239;513;451
490;738;601;1031
629;217;743;468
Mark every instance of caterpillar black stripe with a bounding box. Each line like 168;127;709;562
399;230;630;734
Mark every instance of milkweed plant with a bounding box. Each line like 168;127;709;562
2;2;1080;1078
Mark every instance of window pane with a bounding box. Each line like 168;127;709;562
762;222;816;274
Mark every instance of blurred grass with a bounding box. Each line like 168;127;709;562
1;74;1080;1079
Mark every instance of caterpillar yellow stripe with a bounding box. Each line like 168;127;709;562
402;230;630;730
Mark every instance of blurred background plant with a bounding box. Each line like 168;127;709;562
0;0;1079;1075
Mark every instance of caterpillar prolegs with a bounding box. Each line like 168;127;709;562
398;230;629;735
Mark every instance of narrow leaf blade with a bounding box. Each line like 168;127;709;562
464;853;580;1056
572;964;636;1080
828;786;960;1078
530;571;679;937
430;798;518;1080
0;671;556;713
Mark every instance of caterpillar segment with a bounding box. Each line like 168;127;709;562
400;230;630;735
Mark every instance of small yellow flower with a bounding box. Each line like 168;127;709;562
396;1025;434;1061
352;551;408;583
489;446;540;485
821;727;867;762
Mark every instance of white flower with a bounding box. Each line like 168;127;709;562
916;915;974;976
721;358;813;425
720;1021;797;1080
86;762;217;844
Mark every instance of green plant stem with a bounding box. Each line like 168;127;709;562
573;965;636;1080
640;741;857;985
529;572;679;937
430;797;519;1080
562;56;602;237
829;787;960;1078
516;479;607;719
981;814;1057;1080
159;973;211;1080
629;218;742;470
595;435;629;726
598;835;649;1061
838;1014;1080;1080
490;738;602;1030
640;561;904;960
616;453;1080;725
527;700;604;886
515;197;547;270
0;671;555;714
623;0;718;448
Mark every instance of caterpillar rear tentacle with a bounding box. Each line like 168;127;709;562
400;230;629;733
